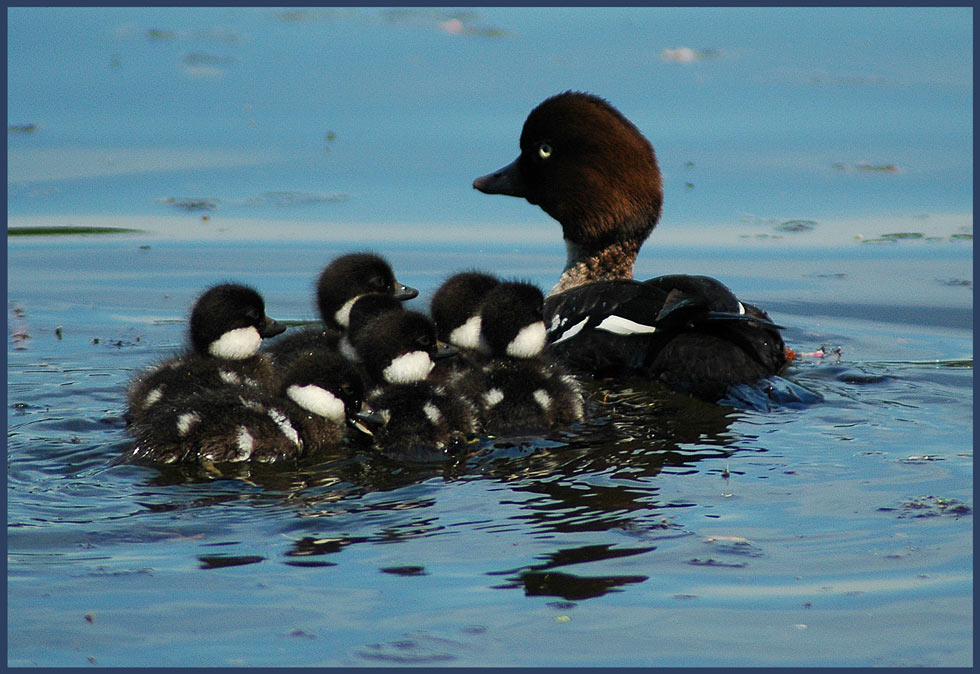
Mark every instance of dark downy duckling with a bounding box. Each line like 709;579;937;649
352;310;477;461
473;91;788;401
446;281;584;436
124;351;369;465
430;271;501;350
126;283;285;424
263;252;417;368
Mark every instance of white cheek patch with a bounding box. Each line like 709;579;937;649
334;294;364;329
142;387;163;408
287;384;346;424
266;406;302;447
423;402;443;425
483;388;504;409
338;336;360;363
234;426;254;461
550;317;588;345
176;411;200;436
208;326;262;360
448;315;482;350
506;321;547;359
533;389;552;411
594;315;657;336
382;351;434;384
737;301;746;315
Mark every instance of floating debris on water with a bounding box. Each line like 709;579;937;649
158;197;220;212
8;123;37;134
776;220;817;233
878;495;971;518
833;162;901;173
8;226;143;236
146;28;176;40
881;232;924;240
380;566;427;576
937;278;971;288
661;47;720;63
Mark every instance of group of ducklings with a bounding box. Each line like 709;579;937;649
123;253;584;465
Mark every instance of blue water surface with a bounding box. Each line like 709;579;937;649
6;6;973;667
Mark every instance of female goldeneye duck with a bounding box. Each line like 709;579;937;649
124;351;369;465
126;283;285;424
263;252;418;367
473;91;789;401
447;281;584;435
351;310;456;388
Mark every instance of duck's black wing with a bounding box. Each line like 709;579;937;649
544;280;668;376
544;275;789;397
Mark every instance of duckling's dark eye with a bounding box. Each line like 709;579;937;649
368;275;388;290
417;334;433;348
537;143;553;160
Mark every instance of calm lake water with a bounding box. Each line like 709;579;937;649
7;6;973;667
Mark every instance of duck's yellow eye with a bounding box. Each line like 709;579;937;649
537;143;552;159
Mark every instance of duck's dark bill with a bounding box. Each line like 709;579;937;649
259;317;287;338
393;282;419;301
473;157;526;197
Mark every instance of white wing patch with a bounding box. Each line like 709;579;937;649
506;321;547;359
266;406;302;447
219;370;242;386
423;402;443;425
234;426;255;460
532;389;552;411
208;326;262;360
142;387;163;408
176;411;200;436
594;315;657;336
382;351;434;384
483;388;504;408
287;384;346;424
549;317;588;345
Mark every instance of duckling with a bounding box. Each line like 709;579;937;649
124;351;368;465
351;310;477;461
351;309;455;388
430;271;501;350
126;283;285;424
447;281;584;436
263;252;417;368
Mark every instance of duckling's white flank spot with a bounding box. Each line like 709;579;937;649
533;389;552;411
550;317;588;345
484;388;504;408
737;301;746;315
423;402;443;425
208;326;262;360
506;321;547;358
383;351;434;384
235;425;254;460
287;384;346;424
266;406;302;447
219;370;241;386
176;411;200;436
334;294;364;329
449;315;482;350
379;408;392;424
594;315;657;336
142;387;163;408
